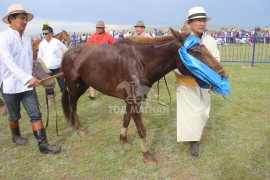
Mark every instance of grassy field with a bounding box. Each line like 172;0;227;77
0;63;269;179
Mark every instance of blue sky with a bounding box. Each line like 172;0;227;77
0;0;269;35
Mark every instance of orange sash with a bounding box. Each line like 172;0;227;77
175;74;199;87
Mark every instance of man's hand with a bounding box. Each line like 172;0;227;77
27;77;41;88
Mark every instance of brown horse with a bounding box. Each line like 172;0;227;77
61;28;228;163
32;30;71;60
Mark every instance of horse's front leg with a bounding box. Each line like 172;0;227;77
120;104;132;148
131;104;156;165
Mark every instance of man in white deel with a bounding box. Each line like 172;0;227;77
174;7;220;156
38;25;67;107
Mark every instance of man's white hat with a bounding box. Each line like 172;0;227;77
184;7;211;25
2;4;34;24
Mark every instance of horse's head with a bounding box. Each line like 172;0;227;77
32;39;42;60
61;30;71;44
170;28;228;78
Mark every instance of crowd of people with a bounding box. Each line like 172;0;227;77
66;25;269;47
68;28;170;47
209;26;270;45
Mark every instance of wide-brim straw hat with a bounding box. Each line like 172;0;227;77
96;21;106;28
134;21;145;28
184;7;211;25
2;4;34;24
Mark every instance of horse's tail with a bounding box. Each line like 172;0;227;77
61;49;74;125
61;45;83;125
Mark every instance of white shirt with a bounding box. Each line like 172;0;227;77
132;31;152;37
0;57;2;87
38;38;67;69
0;27;33;94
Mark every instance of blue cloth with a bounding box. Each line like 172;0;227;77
178;34;232;96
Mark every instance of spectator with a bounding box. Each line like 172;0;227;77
38;25;67;107
132;21;152;37
81;33;87;42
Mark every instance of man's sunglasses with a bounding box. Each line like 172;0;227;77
42;33;50;35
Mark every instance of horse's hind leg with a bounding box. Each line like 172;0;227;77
131;105;156;165
120;104;132;147
67;79;88;131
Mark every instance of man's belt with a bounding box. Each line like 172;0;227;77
175;74;199;87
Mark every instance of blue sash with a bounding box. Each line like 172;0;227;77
178;34;232;96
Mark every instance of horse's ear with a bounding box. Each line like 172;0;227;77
170;28;186;43
170;28;190;44
170;28;180;39
181;24;190;33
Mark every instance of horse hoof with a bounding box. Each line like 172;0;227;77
143;152;157;166
123;142;132;149
77;127;85;136
88;95;96;100
77;126;85;131
78;130;86;136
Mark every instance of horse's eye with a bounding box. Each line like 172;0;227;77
194;51;201;55
189;50;201;56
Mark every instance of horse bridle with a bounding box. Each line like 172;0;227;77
216;68;225;75
157;76;172;106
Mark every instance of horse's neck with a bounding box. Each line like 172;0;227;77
54;33;61;40
145;41;179;84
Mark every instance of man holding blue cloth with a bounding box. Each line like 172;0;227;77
174;7;221;156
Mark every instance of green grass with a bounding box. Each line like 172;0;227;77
0;63;269;179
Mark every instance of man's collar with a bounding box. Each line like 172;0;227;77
8;26;23;37
190;31;205;39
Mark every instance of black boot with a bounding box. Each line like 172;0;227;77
32;120;61;154
9;121;27;145
189;141;200;156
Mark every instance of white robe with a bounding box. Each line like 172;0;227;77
176;84;210;141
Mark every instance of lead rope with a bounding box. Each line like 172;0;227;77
45;89;49;129
52;94;59;136
44;90;59;136
157;76;172;106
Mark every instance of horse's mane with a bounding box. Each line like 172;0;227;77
54;30;67;37
54;32;61;37
125;35;175;44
